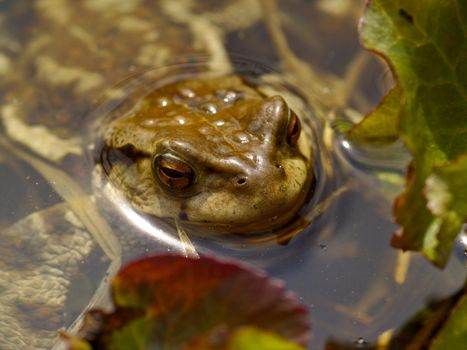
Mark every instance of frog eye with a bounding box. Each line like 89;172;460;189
153;154;195;191
286;110;301;146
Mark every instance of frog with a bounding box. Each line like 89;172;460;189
0;0;369;349
98;75;314;235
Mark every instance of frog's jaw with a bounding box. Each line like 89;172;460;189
181;186;314;235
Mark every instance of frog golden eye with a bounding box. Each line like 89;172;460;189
153;154;195;191
286;110;301;146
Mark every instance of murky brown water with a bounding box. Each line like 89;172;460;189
0;1;465;349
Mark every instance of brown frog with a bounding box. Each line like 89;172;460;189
100;75;314;234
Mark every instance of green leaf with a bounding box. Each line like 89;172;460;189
66;255;309;349
228;327;305;350
430;290;467;349
424;156;467;262
108;317;154;350
347;86;401;145
183;326;306;350
360;0;467;267
63;335;93;350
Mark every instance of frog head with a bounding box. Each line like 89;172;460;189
101;76;315;234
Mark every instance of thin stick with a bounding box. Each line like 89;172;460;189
175;219;199;258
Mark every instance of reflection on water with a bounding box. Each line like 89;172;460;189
0;0;465;349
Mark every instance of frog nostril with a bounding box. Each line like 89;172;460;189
274;163;286;177
233;176;248;187
237;177;247;185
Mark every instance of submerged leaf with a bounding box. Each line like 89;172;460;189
359;0;467;267
322;284;467;350
67;255;309;349
386;287;464;350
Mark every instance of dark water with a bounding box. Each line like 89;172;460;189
0;1;465;349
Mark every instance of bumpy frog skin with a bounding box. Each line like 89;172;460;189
101;76;314;233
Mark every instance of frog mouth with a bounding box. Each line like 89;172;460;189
175;209;309;245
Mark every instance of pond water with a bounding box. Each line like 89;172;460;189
0;1;466;349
